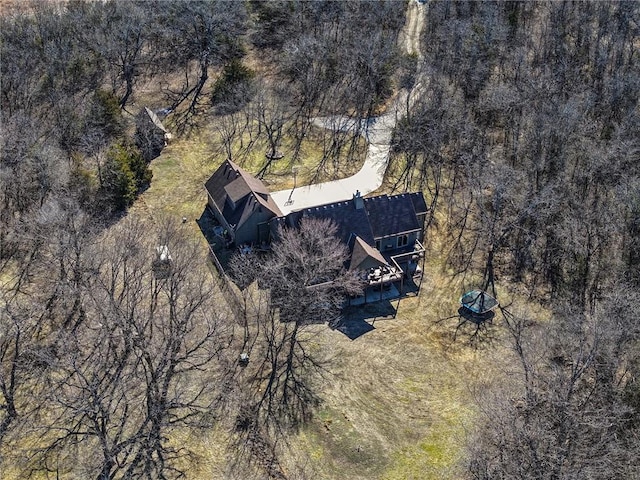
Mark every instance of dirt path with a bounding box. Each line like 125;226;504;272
271;1;426;215
403;0;425;58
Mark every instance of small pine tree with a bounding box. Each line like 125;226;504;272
99;142;152;211
92;89;125;138
211;59;255;114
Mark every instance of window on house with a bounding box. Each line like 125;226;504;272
375;240;381;251
397;234;409;248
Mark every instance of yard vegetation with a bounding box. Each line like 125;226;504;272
1;1;639;479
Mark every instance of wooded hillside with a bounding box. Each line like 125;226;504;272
1;1;639;479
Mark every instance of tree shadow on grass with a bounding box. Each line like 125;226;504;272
335;319;375;340
436;307;496;348
332;301;397;340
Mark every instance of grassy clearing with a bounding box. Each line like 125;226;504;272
127;117;496;479
272;257;516;480
272;225;552;480
128;135;214;242
122;123;508;479
128;115;365;242
169;425;230;479
211;125;367;192
114;99;546;479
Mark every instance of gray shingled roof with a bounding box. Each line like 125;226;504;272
205;160;282;230
349;235;390;270
363;194;422;239
143;107;168;133
224;177;253;204
409;192;428;215
206;159;428;267
276;192;426;251
301;200;375;246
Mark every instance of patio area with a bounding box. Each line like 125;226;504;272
348;282;400;306
197;207;241;273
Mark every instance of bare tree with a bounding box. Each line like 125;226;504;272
468;288;640;480
253;84;292;178
9;218;232;479
227;218;361;476
0;302;25;443
157;0;247;131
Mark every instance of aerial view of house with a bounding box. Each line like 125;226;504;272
204;159;427;303
2;1;637;478
205;160;283;247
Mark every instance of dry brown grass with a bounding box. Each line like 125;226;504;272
273;264;501;480
0;41;550;474
126;110;366;244
120;121;483;479
0;113;545;480
118;111;528;479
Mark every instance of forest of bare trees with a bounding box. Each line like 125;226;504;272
1;0;639;478
389;2;639;477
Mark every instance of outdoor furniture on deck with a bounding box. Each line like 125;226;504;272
366;266;402;286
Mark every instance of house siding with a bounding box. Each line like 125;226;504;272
416;213;426;240
377;231;418;252
234;208;273;245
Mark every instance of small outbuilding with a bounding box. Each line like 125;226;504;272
152;245;173;279
135;107;172;162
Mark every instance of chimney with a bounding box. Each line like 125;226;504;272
353;190;364;209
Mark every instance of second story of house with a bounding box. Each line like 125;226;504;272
204;161;428;268
205;160;283;245
363;192;427;253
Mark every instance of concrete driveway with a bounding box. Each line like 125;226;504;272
271;87;421;215
271;2;425;215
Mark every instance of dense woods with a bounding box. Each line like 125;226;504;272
389;1;640;477
393;1;639;305
1;0;639;478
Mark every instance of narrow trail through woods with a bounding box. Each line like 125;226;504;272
271;1;426;215
404;0;425;58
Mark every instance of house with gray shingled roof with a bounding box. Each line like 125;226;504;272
273;192;426;261
205;160;283;246
272;191;427;287
204;162;427;301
